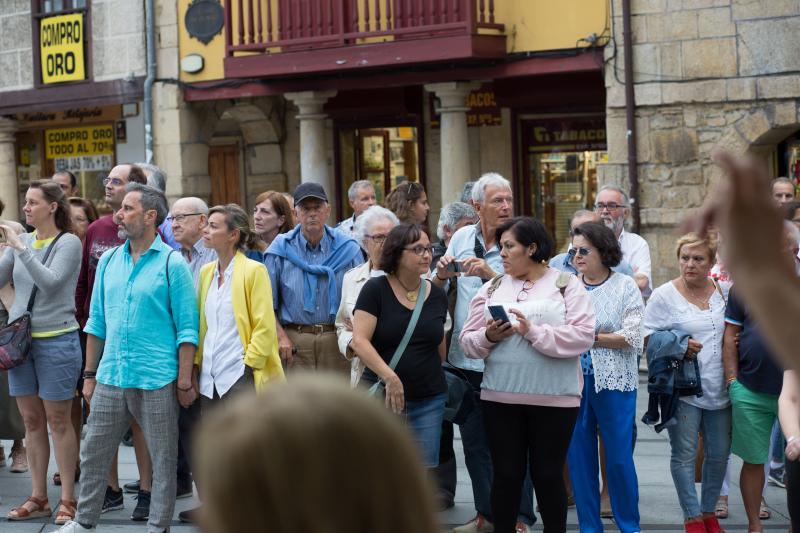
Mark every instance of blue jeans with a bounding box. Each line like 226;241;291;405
567;374;640;533
667;401;732;519
460;392;536;525
404;393;447;468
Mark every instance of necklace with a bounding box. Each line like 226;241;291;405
582;270;611;287
682;277;712;307
394;274;422;302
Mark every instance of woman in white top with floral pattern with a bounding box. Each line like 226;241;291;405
565;222;644;533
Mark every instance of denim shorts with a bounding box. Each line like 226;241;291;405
9;330;82;401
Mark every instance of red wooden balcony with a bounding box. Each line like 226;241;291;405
223;0;507;78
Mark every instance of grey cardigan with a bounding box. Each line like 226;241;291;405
0;232;82;334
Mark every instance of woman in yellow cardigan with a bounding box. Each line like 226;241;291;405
195;204;284;403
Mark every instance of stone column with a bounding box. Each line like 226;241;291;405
425;81;481;204
285;90;337;200
0;119;18;220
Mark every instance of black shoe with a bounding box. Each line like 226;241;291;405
176;479;193;499
101;486;124;513
178;506;200;524
123;479;140;494
131;489;151;521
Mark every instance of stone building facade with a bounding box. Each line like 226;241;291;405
603;0;800;284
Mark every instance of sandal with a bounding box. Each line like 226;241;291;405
7;496;52;520
53;465;81;486
715;497;728;519
54;499;77;525
760;499;771;520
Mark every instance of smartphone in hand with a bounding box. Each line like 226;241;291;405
488;305;510;323
446;261;462;273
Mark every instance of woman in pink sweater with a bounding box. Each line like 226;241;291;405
460;217;595;533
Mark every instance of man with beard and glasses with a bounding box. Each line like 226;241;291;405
58;183;199;533
594;185;652;297
74;164;154;518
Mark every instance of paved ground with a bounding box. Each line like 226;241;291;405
0;376;791;532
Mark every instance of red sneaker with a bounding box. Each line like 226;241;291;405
702;515;725;533
684;519;707;533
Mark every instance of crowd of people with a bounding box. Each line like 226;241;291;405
0;163;796;533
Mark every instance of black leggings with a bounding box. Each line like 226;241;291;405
787;458;800;532
483;400;579;533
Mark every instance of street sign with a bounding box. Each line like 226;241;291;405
40;13;86;84
45;125;115;159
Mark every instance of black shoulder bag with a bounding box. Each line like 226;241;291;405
0;232;66;370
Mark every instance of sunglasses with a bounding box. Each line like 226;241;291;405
568;247;592;257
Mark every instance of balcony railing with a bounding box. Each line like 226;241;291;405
224;0;505;56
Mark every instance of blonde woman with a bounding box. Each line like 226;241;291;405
335;206;399;387
195;375;440;533
644;232;730;533
196;204;285;401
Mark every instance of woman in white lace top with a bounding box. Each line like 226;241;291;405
565;222;644;533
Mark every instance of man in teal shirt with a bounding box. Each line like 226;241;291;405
64;183;199;533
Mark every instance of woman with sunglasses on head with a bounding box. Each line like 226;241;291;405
460;216;595;533
385;181;430;226
564;222;644;533
336;206;399;387
643;232;730;533
351;223;448;469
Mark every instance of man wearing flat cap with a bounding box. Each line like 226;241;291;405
265;183;362;375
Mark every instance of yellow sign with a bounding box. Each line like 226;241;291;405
40;14;85;84
45;125;115;159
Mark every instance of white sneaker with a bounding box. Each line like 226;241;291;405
56;521;94;531
453;514;494;533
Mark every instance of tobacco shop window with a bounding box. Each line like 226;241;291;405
33;0;91;86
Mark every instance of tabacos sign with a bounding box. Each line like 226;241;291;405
40;13;86;84
526;117;607;153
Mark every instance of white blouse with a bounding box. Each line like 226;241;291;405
644;280;731;410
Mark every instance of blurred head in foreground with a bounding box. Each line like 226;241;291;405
195;375;439;533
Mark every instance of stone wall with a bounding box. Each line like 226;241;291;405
0;1;33;90
603;0;800;285
0;0;146;91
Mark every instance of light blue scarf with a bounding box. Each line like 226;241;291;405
266;225;362;318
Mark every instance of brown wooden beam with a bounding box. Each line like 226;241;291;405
0;77;145;115
185;49;603;102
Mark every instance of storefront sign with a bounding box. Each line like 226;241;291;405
12;106;122;128
429;84;502;129
40;13;86;84
526;117;607;152
55;155;114;172
45;125;115;159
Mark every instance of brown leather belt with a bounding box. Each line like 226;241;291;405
284;323;335;334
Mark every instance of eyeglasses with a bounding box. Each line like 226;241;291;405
166;213;203;223
102;177;124;187
568;247;592;257
516;280;535;302
594;202;625;211
404;244;434;256
365;233;388;244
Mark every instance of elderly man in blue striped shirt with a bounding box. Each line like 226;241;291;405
265;182;362;376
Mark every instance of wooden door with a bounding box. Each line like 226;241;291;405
208;145;240;206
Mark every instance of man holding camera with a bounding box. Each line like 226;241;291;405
433;173;536;533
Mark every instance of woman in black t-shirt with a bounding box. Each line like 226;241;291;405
352;223;448;468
